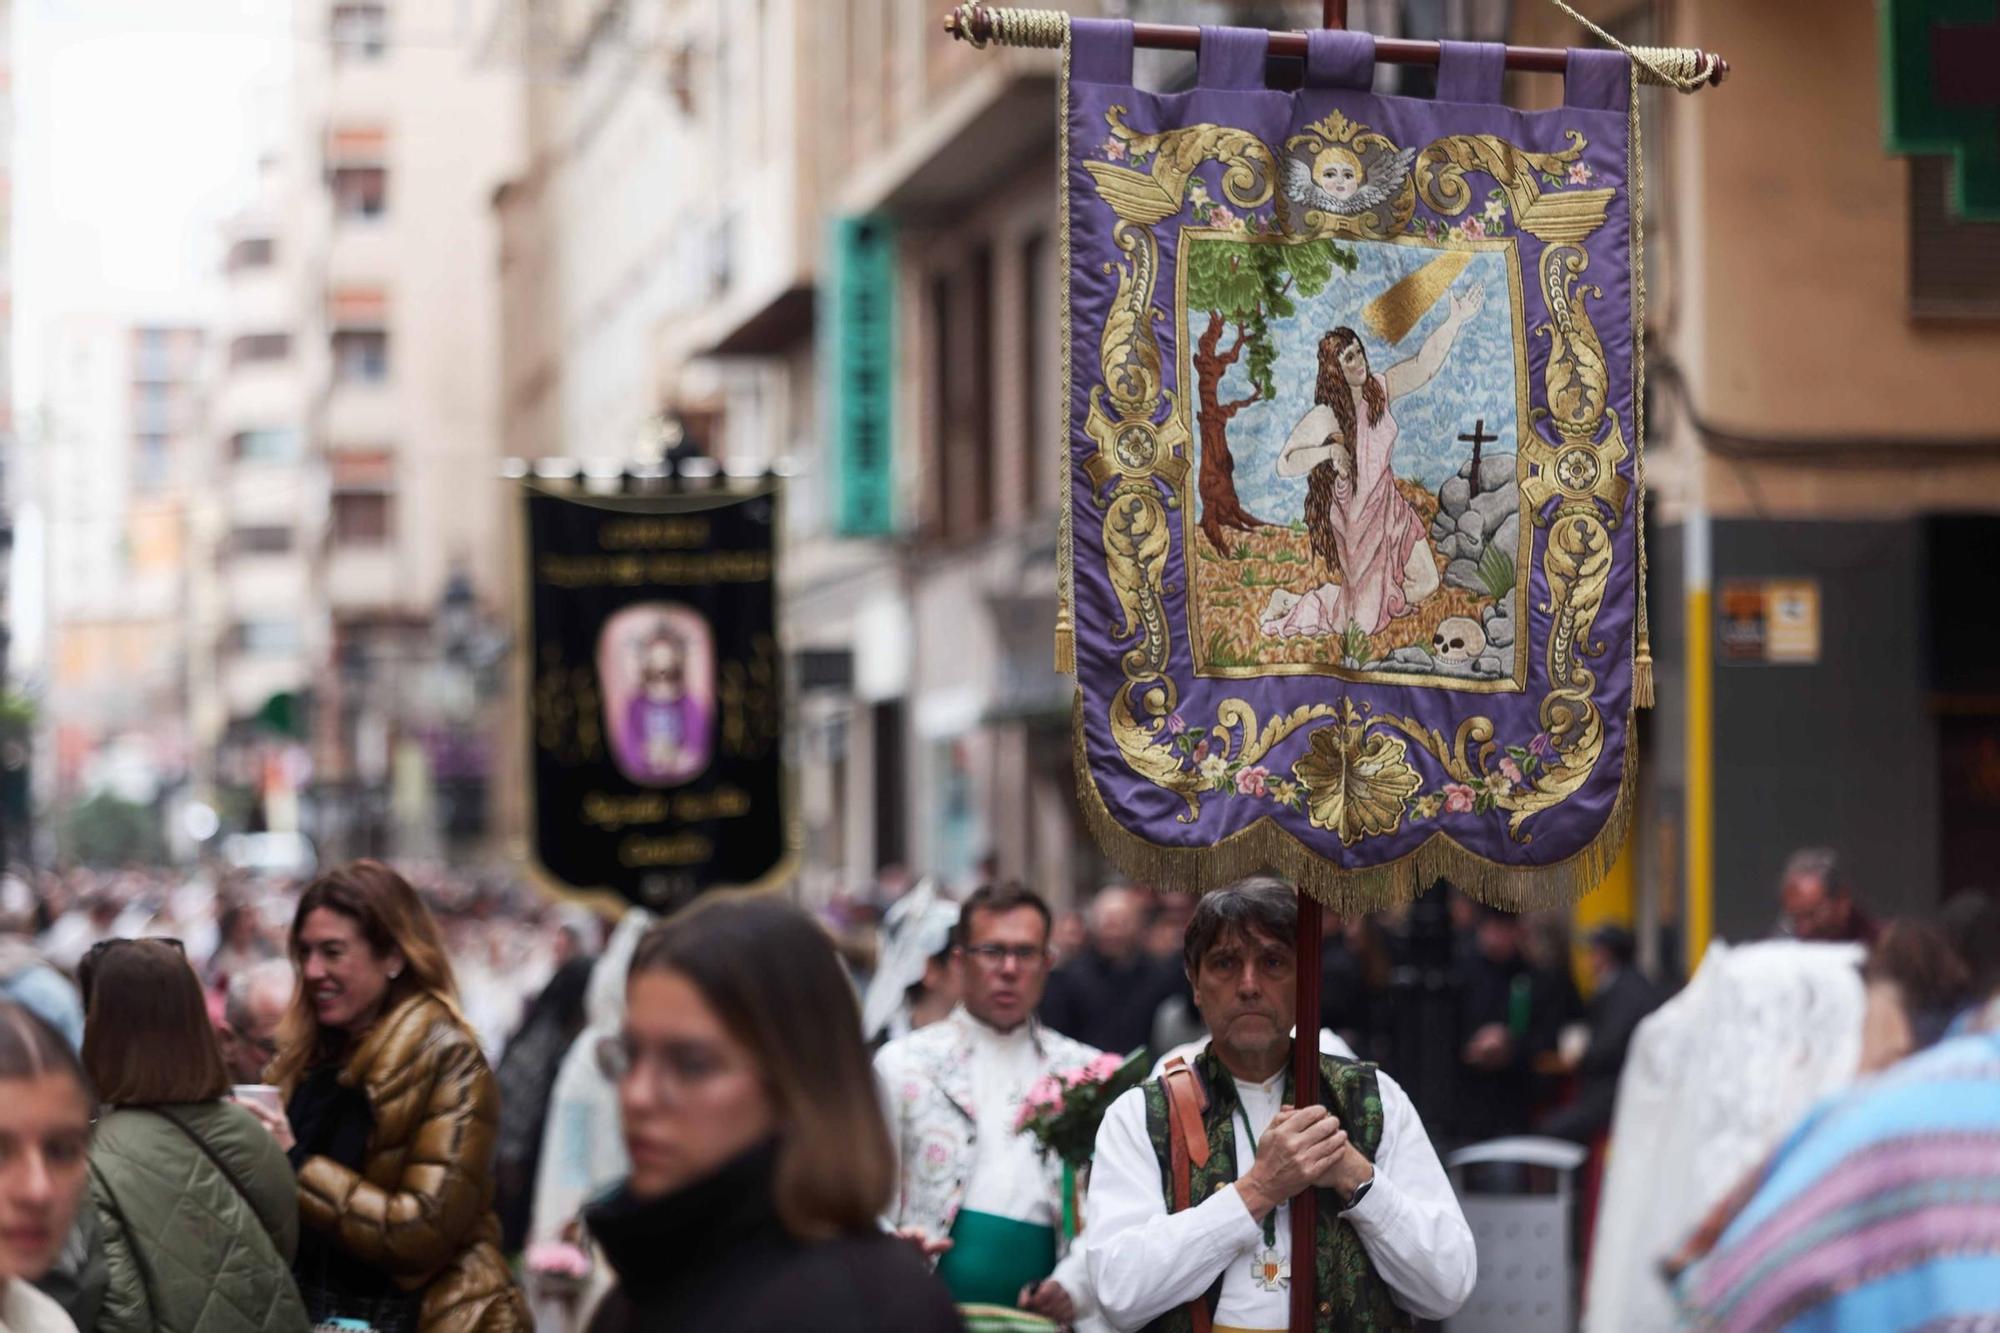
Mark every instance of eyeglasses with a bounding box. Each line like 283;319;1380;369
594;1033;745;1103
960;944;1048;969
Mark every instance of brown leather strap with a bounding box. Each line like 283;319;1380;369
1160;1057;1214;1333
1162;1056;1210;1169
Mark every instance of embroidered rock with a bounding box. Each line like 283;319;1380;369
1459;451;1517;495
1444;557;1486;593
1474;652;1507;676
1467;488;1516;540
1489;511;1521;564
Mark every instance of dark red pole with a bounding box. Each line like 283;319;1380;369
1290;891;1323;1331
1323;0;1348;28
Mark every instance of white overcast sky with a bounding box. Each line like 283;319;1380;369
11;0;291;669
13;0;292;409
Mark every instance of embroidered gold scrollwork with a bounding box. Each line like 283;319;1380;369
1086;107;1276;225
1522;245;1630;524
1103;482;1175;691
1292;700;1425;846
1416;131;1613;243
1084;219;1191;491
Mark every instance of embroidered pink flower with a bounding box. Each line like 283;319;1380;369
1528;733;1554;759
1499;757;1524;785
1167;713;1187;735
1567;161;1594;184
1208;205;1236;228
1193;740;1210;762
1104;138;1127;161
1443;783;1477;814
1457;215;1487;240
923;1142;950;1166
1235;766;1271;797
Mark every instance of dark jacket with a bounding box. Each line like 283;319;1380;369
1541;966;1665;1144
87;1100;310;1333
287;992;530;1333
1039;948;1184;1057
585;1144;962;1333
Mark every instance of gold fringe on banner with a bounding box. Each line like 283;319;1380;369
1071;699;1638;913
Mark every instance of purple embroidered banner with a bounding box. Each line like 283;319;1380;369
1061;22;1642;907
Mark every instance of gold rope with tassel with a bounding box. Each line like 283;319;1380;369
1055;18;1077;674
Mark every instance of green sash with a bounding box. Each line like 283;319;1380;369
936;1209;1058;1308
1138;1049;1414;1333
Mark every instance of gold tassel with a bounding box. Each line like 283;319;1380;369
1633;635;1655;709
1054;617;1076;675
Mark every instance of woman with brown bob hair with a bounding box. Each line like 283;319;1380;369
251;861;528;1333
585;895;958;1333
80;939;310;1332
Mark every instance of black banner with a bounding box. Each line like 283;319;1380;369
525;483;788;910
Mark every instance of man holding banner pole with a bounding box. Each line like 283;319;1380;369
1084;879;1473;1332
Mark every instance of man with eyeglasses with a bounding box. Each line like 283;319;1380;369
875;883;1104;1329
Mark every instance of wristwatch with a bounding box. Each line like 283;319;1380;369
1339;1171;1376;1213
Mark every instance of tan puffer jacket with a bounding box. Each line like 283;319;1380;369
291;992;530;1333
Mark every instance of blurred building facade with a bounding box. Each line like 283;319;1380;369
281;0;526;860
40;321;205;809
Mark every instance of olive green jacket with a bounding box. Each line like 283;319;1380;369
87;1101;310;1333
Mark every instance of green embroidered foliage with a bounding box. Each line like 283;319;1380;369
1187;238;1358;400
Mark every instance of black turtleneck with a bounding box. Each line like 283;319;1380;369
585;1142;962;1333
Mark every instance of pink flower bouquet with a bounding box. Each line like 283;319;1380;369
1013;1049;1149;1170
524;1239;593;1302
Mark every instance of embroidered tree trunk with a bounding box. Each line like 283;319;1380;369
1185;238;1355;555
1194;308;1268;553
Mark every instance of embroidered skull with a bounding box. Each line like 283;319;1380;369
1432;616;1487;664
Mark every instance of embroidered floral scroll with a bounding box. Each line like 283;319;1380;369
1062;23;1643;907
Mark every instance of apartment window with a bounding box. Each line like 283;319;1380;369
134;434;169;490
231;526;293;556
134;382;172;432
332;491;392;545
236;619;302;656
230;333;290;366
232;428;300;463
225;237;275;272
332;330;389;383
331;166;387;220
330;3;388;60
1912;157;2000;320
134;329;175;382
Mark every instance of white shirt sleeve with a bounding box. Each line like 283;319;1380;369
871;1050;909;1231
1084;1087;1263;1330
1342;1069;1478;1320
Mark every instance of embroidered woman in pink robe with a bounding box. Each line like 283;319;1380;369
1260;284;1484;640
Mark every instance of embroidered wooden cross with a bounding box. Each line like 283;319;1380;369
1459;418;1497;482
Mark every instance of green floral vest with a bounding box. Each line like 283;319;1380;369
1138;1047;1414;1333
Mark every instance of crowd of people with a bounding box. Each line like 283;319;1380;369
0;844;1994;1332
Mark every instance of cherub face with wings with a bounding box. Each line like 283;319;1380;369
1279;119;1416;225
1313;146;1366;202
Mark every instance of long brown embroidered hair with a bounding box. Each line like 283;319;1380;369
1304;328;1388;579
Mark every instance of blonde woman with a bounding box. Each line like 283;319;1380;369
249;861;528;1333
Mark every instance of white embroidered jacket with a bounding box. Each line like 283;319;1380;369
874;1008;1100;1256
